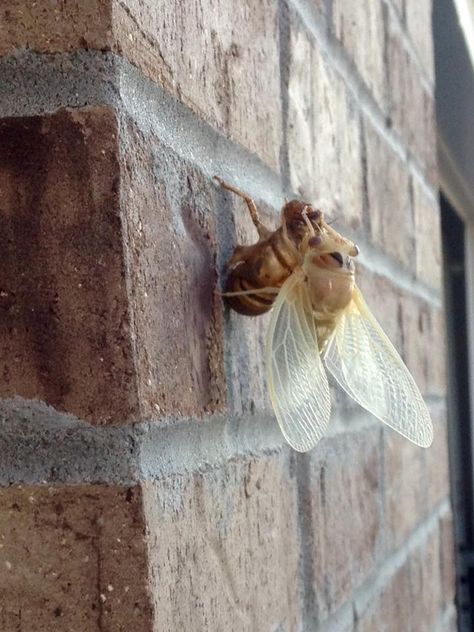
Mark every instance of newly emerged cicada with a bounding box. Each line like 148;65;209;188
216;177;433;452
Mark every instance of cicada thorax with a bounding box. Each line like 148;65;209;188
225;201;321;316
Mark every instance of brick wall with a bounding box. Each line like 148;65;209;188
0;1;455;630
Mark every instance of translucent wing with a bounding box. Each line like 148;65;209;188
323;286;433;447
266;271;331;452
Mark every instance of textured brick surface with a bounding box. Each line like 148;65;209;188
143;453;301;631
383;429;427;549
439;512;456;611
0;107;138;424
0;1;112;55
401;299;446;398
409;528;443;631
306;429;384;617
113;0;282;170
121;119;225;419
425;410;450;508
386;18;437;182
364;119;414;268
413;179;442;289
357;562;412;632
331;0;386;108
405;0;435;82
288;21;364;229
0;485;152;632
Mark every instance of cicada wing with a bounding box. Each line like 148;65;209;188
265;271;331;452
323;286;433;447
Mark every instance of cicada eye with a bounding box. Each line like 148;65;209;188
309;235;322;247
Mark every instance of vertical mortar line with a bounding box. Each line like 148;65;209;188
295;451;319;628
359;115;372;239
278;0;292;191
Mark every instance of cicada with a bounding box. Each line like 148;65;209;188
216;177;433;452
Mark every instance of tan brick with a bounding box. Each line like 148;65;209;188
356;270;402;350
386;19;437;182
357;562;412;632
120;120;225;419
307;429;384;617
425;409;450;508
409;528;443;631
331;0;386;108
439;512;456;610
405;0;435;82
413;179;442;290
0;485;152;632
112;0;282;170
0;1;112;55
0;108;138;424
143;453;301;631
383;428;427;549
400;298;446;397
288;22;363;230
364;120;414;269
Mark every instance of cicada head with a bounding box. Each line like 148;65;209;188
302;216;359;317
282;200;323;244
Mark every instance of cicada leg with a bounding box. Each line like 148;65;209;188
214;176;272;240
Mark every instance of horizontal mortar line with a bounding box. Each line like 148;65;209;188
288;0;438;206
382;0;435;94
0;51;440;306
351;497;451;623
0;397;412;485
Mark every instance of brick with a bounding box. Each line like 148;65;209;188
112;0;282;170
356;562;412;632
413;179;442;290
405;0;435;82
383;428;427;549
424;409;450;508
0;1;112;55
120;119;225;419
1;1;282;171
400;298;446;397
439;512;456;610
0;485;152;632
288;22;364;230
364;120;414;269
356;270;402;351
142;453;301;631
0;107;139;424
409;528;443;631
331;0;386;108
386;19;437;182
306;429;384;617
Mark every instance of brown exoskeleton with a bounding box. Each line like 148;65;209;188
216;177;433;453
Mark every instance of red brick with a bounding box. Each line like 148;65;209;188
331;0;386;108
413;179;442;290
386;19;437;182
0;108;138;424
112;0;282;170
0;485;152;632
405;0;435;82
307;429;384;616
364;120;414;269
143;454;301;631
0;1;112;55
120;120;225;419
383;428;427;549
288;22;364;230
